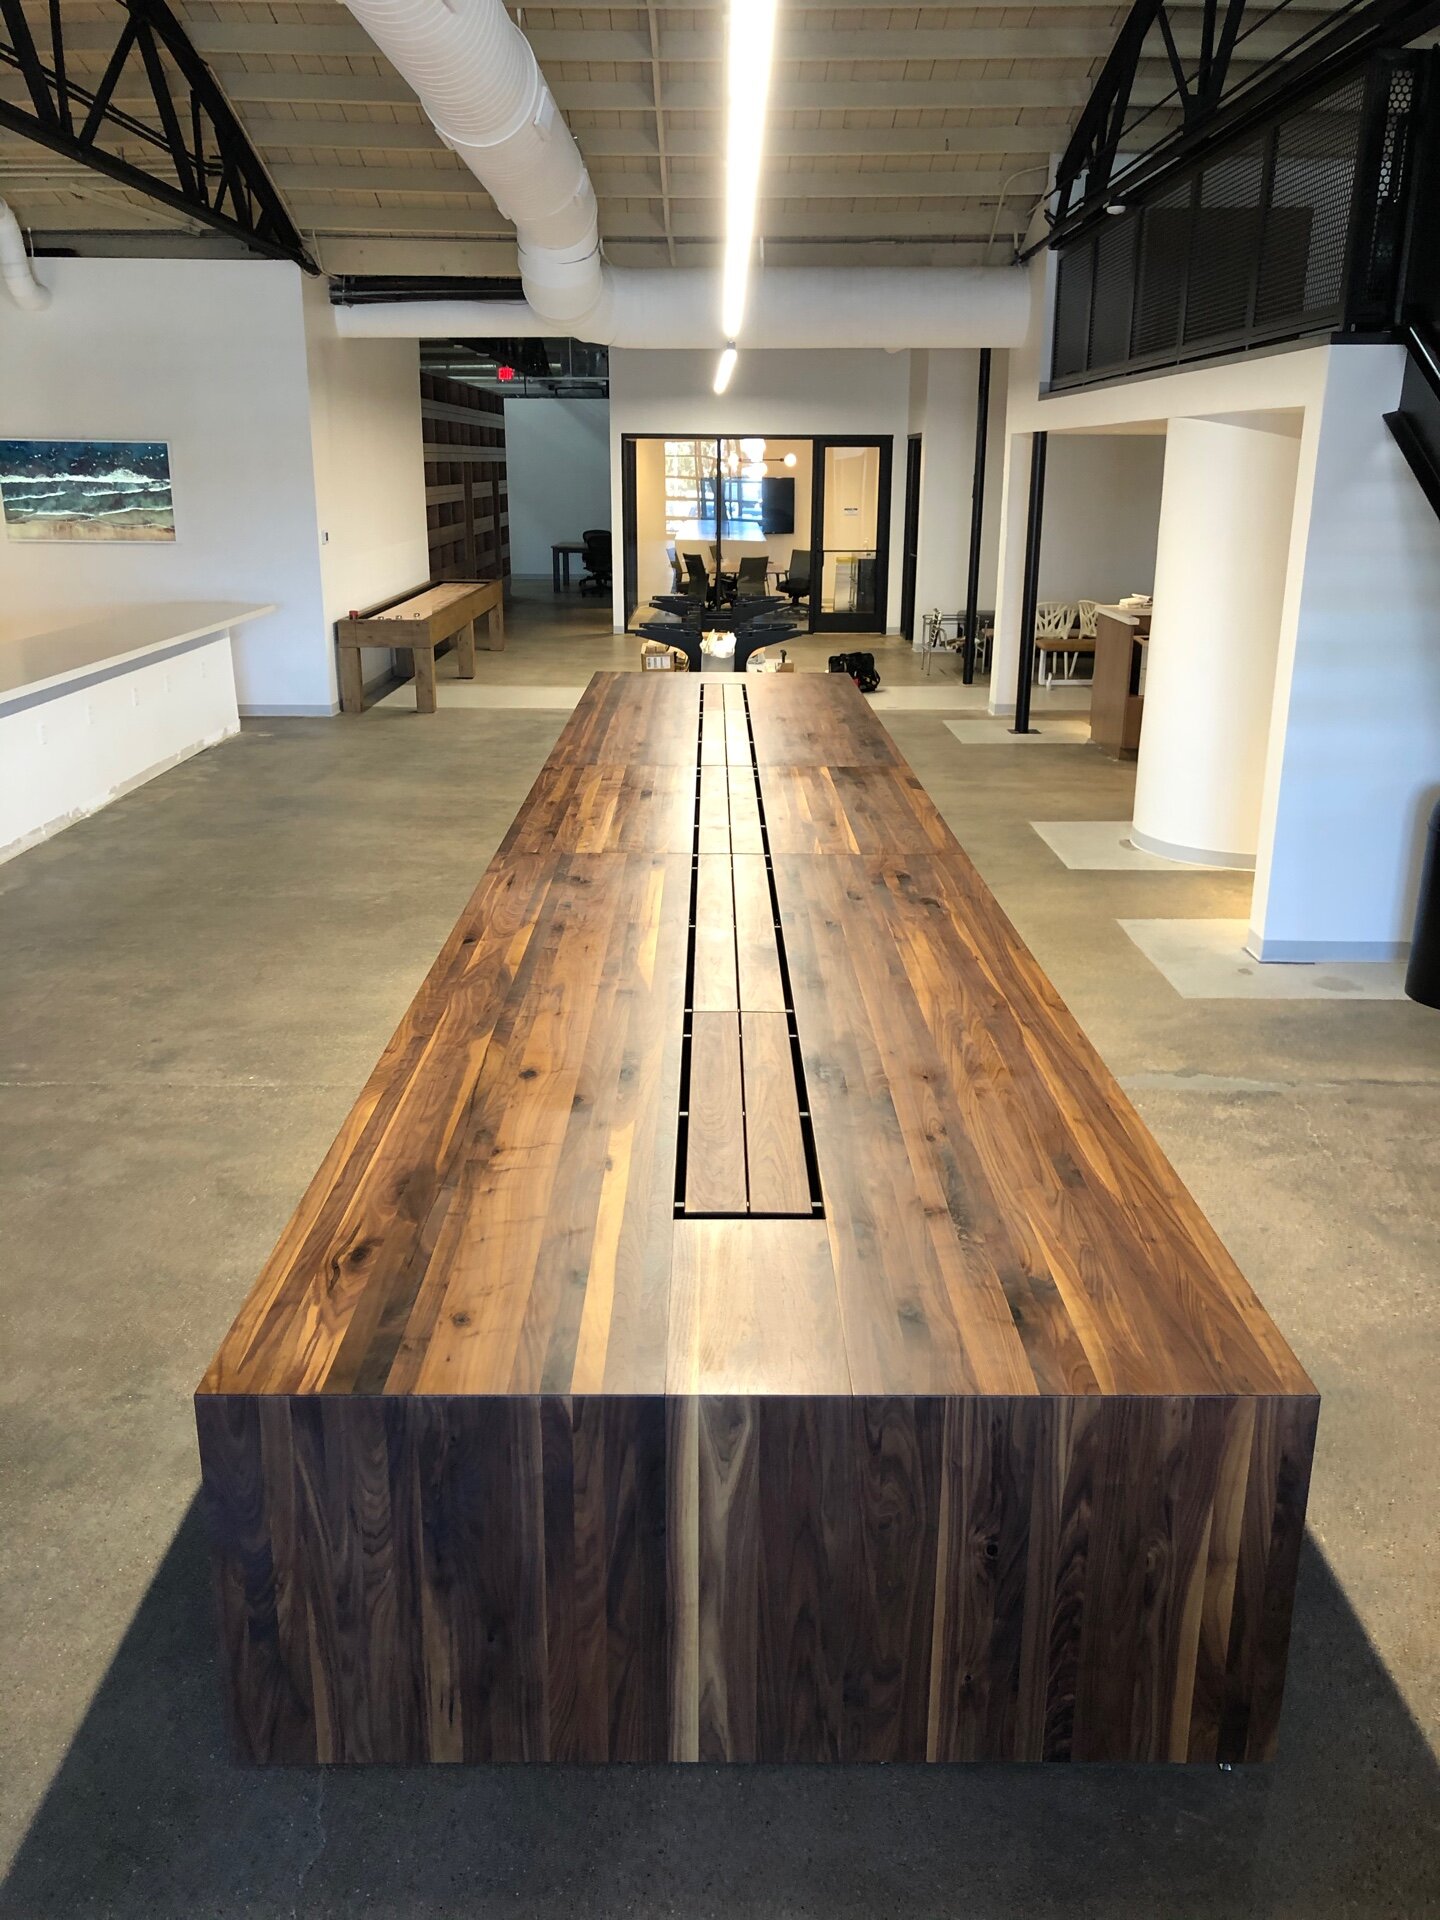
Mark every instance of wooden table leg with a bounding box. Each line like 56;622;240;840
413;647;438;714
552;548;561;592
456;621;477;678
483;602;505;650
338;646;365;715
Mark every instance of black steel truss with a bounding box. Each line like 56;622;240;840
1039;0;1440;254
0;0;315;268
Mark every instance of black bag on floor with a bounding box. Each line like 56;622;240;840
828;651;880;693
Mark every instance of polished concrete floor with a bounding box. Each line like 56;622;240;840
1;584;1436;1917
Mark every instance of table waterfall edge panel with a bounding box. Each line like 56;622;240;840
196;671;1318;1766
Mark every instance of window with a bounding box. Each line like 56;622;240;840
663;439;709;537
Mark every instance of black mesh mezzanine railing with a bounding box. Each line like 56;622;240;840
1048;53;1428;389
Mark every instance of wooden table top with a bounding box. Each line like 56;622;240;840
200;672;1311;1406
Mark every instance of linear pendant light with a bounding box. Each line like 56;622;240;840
718;0;779;370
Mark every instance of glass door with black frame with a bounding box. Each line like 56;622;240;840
810;438;890;633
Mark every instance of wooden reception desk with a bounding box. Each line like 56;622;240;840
1090;605;1151;759
197;672;1316;1767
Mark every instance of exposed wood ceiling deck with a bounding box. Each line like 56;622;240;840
1;0;1352;275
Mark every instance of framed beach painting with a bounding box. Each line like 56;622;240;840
0;438;176;542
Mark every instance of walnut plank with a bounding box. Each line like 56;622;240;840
740;1012;811;1215
683;1013;746;1214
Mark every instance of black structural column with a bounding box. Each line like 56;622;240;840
962;347;993;684
1011;430;1048;735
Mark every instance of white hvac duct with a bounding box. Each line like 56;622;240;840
338;0;1029;349
0;200;49;311
335;268;1029;349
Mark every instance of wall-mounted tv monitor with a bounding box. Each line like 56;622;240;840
761;477;795;535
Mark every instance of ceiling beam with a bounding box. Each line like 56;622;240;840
149;118;1061;161
285;197;1028;241
641;0;676;264
263;161;1045;200
4;66;1223;115
34;18;1335;65
195;70;1214;115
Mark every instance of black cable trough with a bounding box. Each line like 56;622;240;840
673;682;825;1220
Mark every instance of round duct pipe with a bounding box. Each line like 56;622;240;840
334;266;1031;350
0;200;49;311
339;0;1031;348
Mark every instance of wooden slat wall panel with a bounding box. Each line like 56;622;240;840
420;373;509;585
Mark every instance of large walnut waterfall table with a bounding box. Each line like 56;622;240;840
197;671;1317;1766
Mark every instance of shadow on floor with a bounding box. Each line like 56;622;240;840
3;1500;1436;1919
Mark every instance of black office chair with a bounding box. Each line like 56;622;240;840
579;529;611;596
777;551;812;605
682;551;711;602
734;555;770;600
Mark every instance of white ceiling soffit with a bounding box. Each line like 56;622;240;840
0;0;1355;274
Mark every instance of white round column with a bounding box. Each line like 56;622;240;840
1132;416;1300;868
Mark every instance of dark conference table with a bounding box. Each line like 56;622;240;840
197;672;1317;1767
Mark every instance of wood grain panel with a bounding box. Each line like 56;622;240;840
698;764;732;855
691;856;738;1011
684;1014;746;1214
760;764;962;857
201;1387;1318;1765
198;671;1317;1768
732;857;785;1011
500;764;694;856
740;1012;811;1214
726;765;764;854
667;1221;848;1393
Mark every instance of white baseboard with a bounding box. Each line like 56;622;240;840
1245;933;1411;964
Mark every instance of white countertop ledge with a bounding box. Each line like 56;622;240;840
0;601;275;706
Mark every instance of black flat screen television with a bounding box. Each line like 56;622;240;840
760;476;795;535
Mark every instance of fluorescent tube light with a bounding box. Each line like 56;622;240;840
714;345;738;394
721;0;778;341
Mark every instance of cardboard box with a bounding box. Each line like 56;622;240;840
640;641;689;672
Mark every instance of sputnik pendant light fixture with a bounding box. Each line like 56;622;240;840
715;0;779;393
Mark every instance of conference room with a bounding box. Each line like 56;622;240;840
624;434;891;633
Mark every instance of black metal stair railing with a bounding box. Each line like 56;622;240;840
1384;324;1440;520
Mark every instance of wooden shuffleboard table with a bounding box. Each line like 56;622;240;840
197;671;1317;1766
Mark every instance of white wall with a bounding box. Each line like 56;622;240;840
1133;417;1300;867
0;259;429;716
0;259;330;712
1250;345;1440;959
503;397;611;575
608;347;913;630
1037;433;1166;606
908;348;1006;632
302;276;429;693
